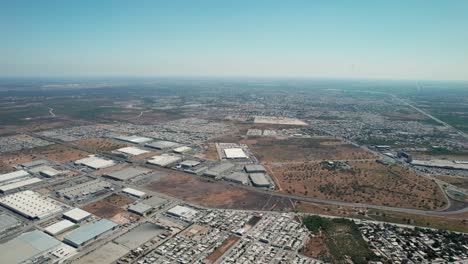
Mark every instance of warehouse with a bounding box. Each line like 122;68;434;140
145;140;179;150
0;170;30;183
223;148;248;159
57;179;112;200
122;188;146;198
64;219;118;247
203;162;234;178
0;190;62;220
0;177;43;193
21;159;49;169
44;220;76;236
115;135;153;144
249;173;272;188
116;146;149;156
75;155;116;170
63;208;92;223
29;165;62;177
128;202;152;216
166;205;198;221
244;164;266;173
104;166;151;181
147;154;181;167
223;172;249;185
0;230;62;263
179;160;201;168
0;213;21;233
173;146;192;154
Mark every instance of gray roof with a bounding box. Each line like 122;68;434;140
64;219;118;247
128;203;152;215
244;164;266;173
224;172;249;184
0;213;20;232
249;173;271;187
203;162;234;177
105;167;151;181
145;140;179;150
21;159;49;168
0;230;61;264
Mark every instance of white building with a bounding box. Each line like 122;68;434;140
45;220;76;236
224;148;248;159
116;146;149;156
0;170;30;183
166;205;198;220
147;154;181;167
0;190;62;219
122;188;146;198
74;155;116;170
63;208;92;223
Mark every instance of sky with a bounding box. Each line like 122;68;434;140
1;0;468;80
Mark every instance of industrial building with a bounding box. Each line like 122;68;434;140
203;162;234;178
128;202;152;216
244;164;266;173
57;179;112;200
74;155;116;170
249;173;272;188
0;213;21;233
63;208;92;223
115;135;153;144
166;205;198;221
179;160;201;168
116;146;149;156
44;220;76;236
0;190;62;220
29;165;62;177
223;172;249;185
122;187;146;198
145;140;179;150
104;166;152;181
0;230;62;264
0;170;30;183
63;219;118;247
223;148;248;159
0;177;43;193
173;146;192;154
21;159;49;169
147;154;181;167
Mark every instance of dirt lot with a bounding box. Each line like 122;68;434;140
142;173;295;211
82;194;138;223
71;138;127;153
268;161;446;210
244;137;375;162
438;176;468;189
300;234;330;260
204;235;240;264
196;143;219;161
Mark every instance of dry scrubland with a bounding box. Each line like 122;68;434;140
82;194;140;224
268;161;446;210
71;138;127;153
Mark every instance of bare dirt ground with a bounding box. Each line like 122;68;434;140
142;173;295;211
438;176;468;190
245;137;375;162
197;143;220;161
38;144;90;163
71;138;127;153
300;234;330;260
268;160;446;210
204;235;240;264
82;194;138;223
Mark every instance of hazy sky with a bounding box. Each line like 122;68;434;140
2;0;468;80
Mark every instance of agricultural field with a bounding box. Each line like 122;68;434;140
302;216;379;264
268;160;446;210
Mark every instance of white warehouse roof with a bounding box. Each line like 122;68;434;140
115;135;153;144
166;205;198;220
0;170;30;183
63;208;91;223
0;177;42;193
224;148;248;159
122;188;146;198
147;154;181;167
74;155;116;170
116;146;149;156
45;220;76;236
173;146;192;154
0;190;62;219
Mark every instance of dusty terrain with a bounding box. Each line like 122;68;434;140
204;235;240;264
142;172;295;211
268;161;446;210
71;138;127;153
82;194;138;224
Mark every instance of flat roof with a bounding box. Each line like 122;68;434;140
45;220;76;236
128;203;152;215
147;154;181;167
0;190;62;219
105;167;151;181
57;179;112;200
115;135;153;144
0;170;30;183
64;219;118;247
249;173;271;187
63;208;91;222
145;140;179;150
224;148;248;159
244;164;266;173
0;213;20;232
203;162;234;177
0;230;61;264
0;177;42;193
411;159;468;170
223;172;249;185
21;159;49;168
180;160;201;167
75;155;115;169
122;188;146;198
116;146;149;156
173;146;192;153
166;205;198;220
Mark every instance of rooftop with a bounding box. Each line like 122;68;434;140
105;166;151;181
116;146;149;156
224;148;248;159
64;219;118;247
63;208;91;222
74;155;116;169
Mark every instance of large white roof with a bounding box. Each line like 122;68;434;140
166;205;198;220
0;177;42;192
147;154;181;167
0;190;62;219
45;220;76;236
0;170;30;183
122;188;146;198
75;155;115;169
224;148;247;159
116;147;149;156
115;135;153;144
63;208;91;222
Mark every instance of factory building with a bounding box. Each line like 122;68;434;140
115;135;153;144
244;164;266;173
0;177;43;193
173;146;192;154
122;188;146;198
223;148;248;159
0;230;62;263
0;170;30;184
44;220;76;236
104;166;151;181
128;202;152;216
203;162;234;178
179;160;201;168
116;146;149;156
0;190;62;220
63;208;92;223
21;159;49;169
223;172;249;185
145;140;180;150
29;165;62;177
57;179;112;200
147;154;181;167
0;213;21;233
249;173;272;188
74;155;116;170
166;205;198;221
63;219;118;247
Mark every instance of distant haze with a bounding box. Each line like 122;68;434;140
2;1;468;80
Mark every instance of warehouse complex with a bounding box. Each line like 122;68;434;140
63;208;92;223
64;219;118;247
147;154;181;167
0;190;62;219
57;179;112;200
45;220;76;236
104;166;152;181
